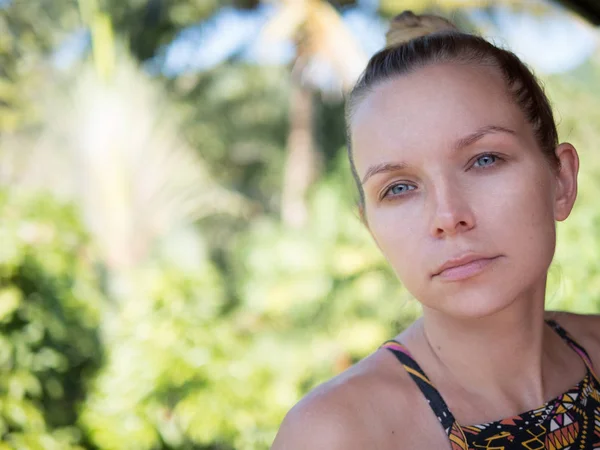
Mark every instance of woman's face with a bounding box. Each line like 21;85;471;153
350;63;578;319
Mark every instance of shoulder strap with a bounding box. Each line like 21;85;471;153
546;319;595;369
381;340;457;431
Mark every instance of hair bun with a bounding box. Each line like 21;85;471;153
385;11;458;48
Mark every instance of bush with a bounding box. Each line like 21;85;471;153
0;191;104;449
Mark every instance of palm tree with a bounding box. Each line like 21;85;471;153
2;0;250;273
64;0;597;231
259;0;367;227
260;0;593;227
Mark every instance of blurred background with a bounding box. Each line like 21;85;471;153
1;0;600;448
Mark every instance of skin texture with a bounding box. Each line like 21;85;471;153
354;63;563;320
271;62;599;450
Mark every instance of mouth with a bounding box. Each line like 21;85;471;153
433;254;501;281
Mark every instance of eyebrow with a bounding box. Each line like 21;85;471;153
361;162;407;185
453;125;516;151
360;125;516;185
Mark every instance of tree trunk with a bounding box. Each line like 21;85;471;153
281;81;317;228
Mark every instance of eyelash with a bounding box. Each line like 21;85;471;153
380;182;416;201
469;152;502;170
380;153;503;200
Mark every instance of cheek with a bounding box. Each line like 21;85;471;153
366;164;557;298
487;167;557;267
367;204;429;286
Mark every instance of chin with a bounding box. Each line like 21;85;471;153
437;288;520;320
402;252;552;320
420;274;538;320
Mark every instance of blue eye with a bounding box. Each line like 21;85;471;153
473;154;498;168
385;183;416;198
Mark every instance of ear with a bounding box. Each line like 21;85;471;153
553;142;579;222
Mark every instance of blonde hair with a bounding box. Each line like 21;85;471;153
385;11;458;48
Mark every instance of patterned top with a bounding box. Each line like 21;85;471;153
381;320;600;450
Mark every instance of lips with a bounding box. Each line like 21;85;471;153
433;254;500;281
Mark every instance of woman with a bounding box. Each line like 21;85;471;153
272;10;600;450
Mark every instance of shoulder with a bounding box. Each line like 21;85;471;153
271;347;429;450
545;310;600;340
270;381;368;450
545;310;600;363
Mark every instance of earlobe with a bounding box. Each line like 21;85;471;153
554;142;579;222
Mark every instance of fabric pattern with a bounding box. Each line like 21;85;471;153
382;320;600;449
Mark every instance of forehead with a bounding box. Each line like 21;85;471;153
350;63;531;172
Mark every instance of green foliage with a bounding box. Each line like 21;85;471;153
224;160;420;447
0;191;103;448
80;250;233;449
174;63;291;210
544;61;600;314
2;2;600;450
0;0;80;132
71;154;419;450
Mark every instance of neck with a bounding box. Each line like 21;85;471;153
413;281;569;413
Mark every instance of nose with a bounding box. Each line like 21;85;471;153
429;180;476;238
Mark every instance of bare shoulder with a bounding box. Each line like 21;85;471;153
546;310;600;339
545;310;600;361
271;348;434;450
270;376;369;450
